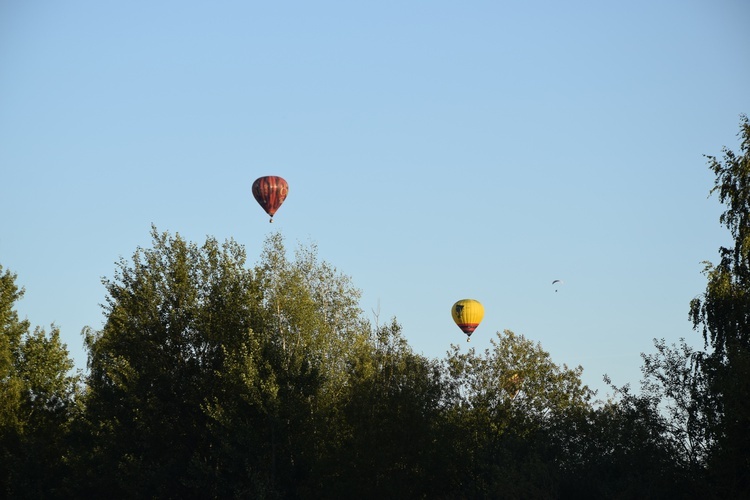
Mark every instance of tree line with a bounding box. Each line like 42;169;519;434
2;116;749;498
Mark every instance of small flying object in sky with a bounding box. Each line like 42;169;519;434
451;299;484;342
552;280;563;292
252;176;289;223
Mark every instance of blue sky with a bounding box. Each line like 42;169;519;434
2;0;748;396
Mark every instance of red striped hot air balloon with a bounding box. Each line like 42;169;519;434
252;176;288;222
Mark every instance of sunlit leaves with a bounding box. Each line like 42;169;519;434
0;265;80;497
445;329;593;424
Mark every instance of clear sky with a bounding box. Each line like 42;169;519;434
2;0;748;397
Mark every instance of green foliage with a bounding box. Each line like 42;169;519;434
321;319;448;498
12;166;750;498
80;228;372;497
552;395;691;499
0;266;27;432
78;230;609;497
0;265;81;498
253;232;364;401
638;338;714;472
689;114;750;495
691;114;750;355
81;227;269;497
445;330;592;426
443;330;594;497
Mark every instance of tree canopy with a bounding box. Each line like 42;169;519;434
690;114;750;496
0;266;80;497
2;116;749;497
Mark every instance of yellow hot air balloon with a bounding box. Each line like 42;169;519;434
451;299;484;342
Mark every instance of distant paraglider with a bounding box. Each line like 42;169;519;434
252;176;288;222
552;280;563;292
451;299;484;342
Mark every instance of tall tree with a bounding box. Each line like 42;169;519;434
690;114;750;495
81;227;269;497
81;228;369;497
637;338;714;476
445;330;592;429
562;338;718;498
443;330;594;497
318;319;447;498
0;265;80;497
0;266;27;436
552;390;692;499
250;232;367;496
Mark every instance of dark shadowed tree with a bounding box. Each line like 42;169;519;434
552;373;709;500
442;330;594;498
250;232;368;497
638;339;714;477
80;228;369;498
0;265;80;498
318;318;447;498
689;114;750;496
80;228;271;497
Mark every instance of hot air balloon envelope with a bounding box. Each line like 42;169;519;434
252;176;288;222
451;299;484;339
